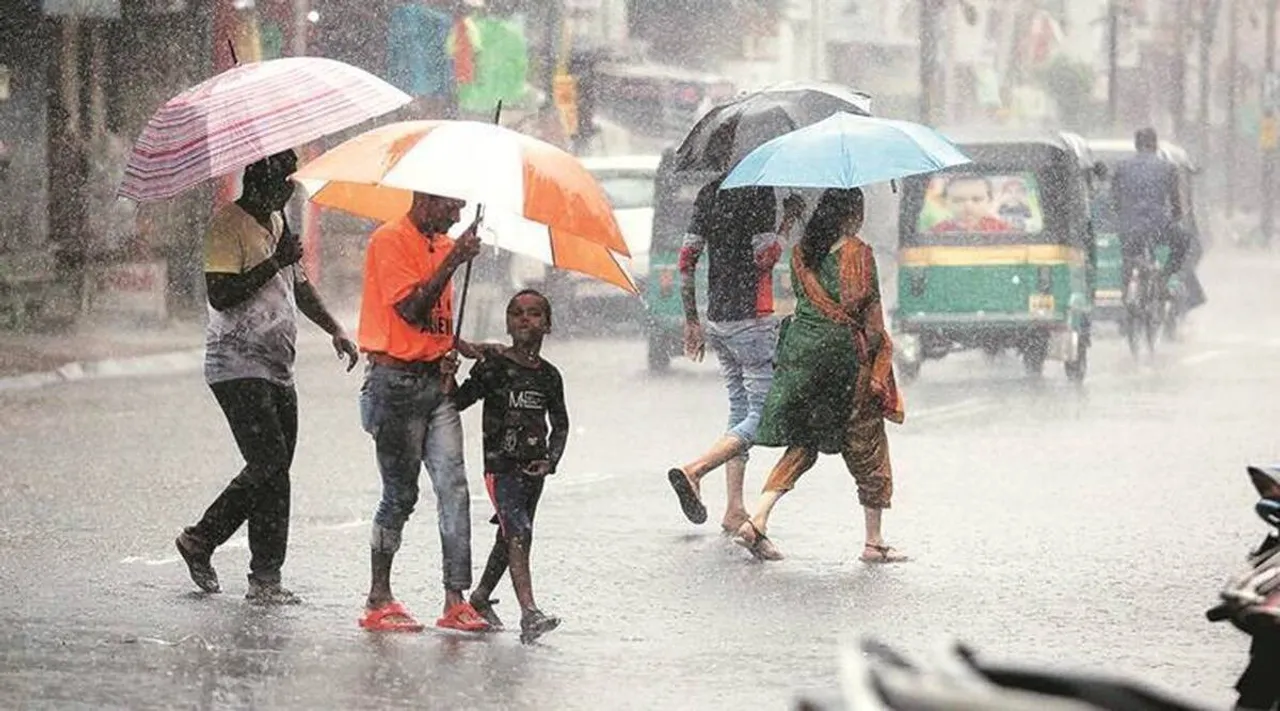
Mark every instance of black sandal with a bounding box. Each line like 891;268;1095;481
667;468;708;524
733;521;783;561
471;597;504;631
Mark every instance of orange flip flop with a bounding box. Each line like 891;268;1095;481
436;602;490;632
359;601;425;632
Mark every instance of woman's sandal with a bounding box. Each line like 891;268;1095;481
733;521;784;561
860;543;909;564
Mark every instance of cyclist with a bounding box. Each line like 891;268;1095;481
1110;127;1185;305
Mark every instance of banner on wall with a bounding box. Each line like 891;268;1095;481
43;0;120;17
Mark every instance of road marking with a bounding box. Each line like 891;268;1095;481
1180;350;1226;366
314;519;366;532
121;522;346;567
905;397;996;426
911;397;992;421
920;402;994;423
120;555;182;566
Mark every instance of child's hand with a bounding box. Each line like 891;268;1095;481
440;350;460;378
457;339;503;360
523;461;552;477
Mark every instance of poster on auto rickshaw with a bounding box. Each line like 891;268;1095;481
915;172;1045;235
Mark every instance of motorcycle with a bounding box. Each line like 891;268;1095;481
793;638;1211;711
1205;465;1280;711
794;464;1280;710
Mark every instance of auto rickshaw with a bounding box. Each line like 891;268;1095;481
1086;139;1202;336
892;130;1098;382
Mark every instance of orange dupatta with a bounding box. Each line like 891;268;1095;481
791;237;905;424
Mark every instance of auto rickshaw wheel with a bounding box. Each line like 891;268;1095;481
1162;298;1181;341
1021;334;1048;377
898;358;921;383
647;332;673;373
1065;340;1088;383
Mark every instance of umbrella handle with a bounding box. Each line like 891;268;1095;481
452;258;474;350
441;257;473;396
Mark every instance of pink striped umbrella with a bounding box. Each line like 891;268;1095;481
118;56;411;202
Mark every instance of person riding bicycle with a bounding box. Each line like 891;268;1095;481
1110;127;1186;303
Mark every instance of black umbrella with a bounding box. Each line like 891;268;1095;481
672;82;873;174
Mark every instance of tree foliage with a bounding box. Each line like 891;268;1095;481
1037;55;1098;131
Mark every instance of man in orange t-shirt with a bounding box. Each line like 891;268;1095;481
356;191;490;633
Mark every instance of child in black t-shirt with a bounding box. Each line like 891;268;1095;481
454;289;568;644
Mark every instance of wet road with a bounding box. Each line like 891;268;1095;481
3;249;1280;710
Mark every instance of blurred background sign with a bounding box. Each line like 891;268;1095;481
42;0;120;17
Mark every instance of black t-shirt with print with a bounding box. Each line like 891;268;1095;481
454;352;569;475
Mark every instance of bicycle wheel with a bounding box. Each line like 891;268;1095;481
1124;271;1143;357
1143;281;1160;354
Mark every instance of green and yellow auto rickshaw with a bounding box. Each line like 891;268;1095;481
1086;138;1201;333
892;130;1098;382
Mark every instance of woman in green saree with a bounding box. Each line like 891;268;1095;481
733;188;908;564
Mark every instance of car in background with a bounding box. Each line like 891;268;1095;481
595;61;736;140
509;154;660;334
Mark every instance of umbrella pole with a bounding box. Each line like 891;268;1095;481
451;208;480;350
446;101;504;391
450;100;503;349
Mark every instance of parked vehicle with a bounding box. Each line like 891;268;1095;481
595;61;736;140
509;154;660;334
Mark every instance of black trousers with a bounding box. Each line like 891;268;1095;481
1238;634;1280;710
187;378;298;585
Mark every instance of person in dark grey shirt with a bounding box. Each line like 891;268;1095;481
666;178;804;534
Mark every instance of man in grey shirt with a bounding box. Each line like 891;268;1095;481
174;151;358;604
1111;127;1185;294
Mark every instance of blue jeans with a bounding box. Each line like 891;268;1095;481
705;317;778;455
360;363;472;591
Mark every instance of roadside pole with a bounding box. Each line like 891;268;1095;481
1226;0;1238;216
1261;0;1277;246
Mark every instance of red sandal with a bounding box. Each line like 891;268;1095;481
436;602;491;632
359;601;425;633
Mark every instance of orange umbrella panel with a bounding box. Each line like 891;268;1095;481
293;120;636;294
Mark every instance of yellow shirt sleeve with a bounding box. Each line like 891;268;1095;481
204;208;244;274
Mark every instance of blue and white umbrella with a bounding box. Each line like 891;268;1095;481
720;113;970;190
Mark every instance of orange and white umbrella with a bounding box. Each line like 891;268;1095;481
293;120;636;293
